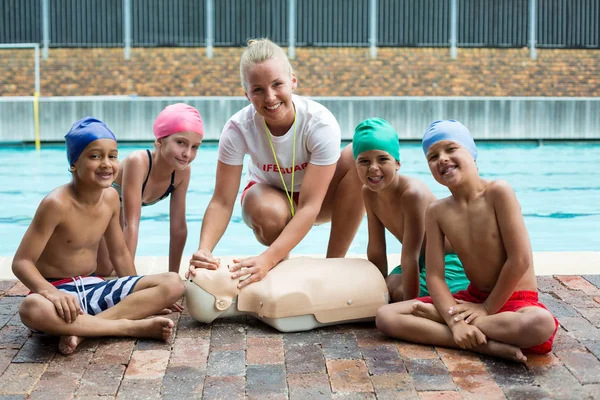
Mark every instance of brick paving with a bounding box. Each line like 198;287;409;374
0;276;599;399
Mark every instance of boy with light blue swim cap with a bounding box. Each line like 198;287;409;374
422;119;477;160
353;118;469;303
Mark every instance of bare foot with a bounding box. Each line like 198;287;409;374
58;335;85;355
412;301;444;323
128;317;175;342
475;340;528;363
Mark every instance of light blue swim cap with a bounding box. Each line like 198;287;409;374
422;120;477;161
352;118;400;162
65;117;117;166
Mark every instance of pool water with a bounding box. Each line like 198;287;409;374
0;142;599;258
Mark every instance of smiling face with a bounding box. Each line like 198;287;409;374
426;140;477;187
355;150;400;192
244;57;297;133
72;139;119;188
157;131;202;170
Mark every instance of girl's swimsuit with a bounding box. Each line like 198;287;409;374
112;149;175;207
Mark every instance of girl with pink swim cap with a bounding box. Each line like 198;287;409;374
97;103;204;276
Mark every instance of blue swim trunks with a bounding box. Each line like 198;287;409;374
389;253;469;297
45;276;143;316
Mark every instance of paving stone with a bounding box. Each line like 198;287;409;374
0;395;29;400
353;325;396;347
206;350;245;376
396;342;439;359
502;385;549;400
525;352;561;369
331;393;375;399
117;377;162;399
92;338;135;364
405;358;456;391
553;289;600;309
0;281;18;294
76;364;125;396
175;316;212;339
287;372;332;400
162;365;204;399
583;383;600;399
538;293;580;318
418;391;462;400
536;276;566;294
6;283;28;297
552;327;588;352
5;314;25;328
0;349;17;375
361;344;405;375
282;330;322;346
246;364;287;399
30;369;80;397
595;297;600;305
246;336;284;365
437;347;505;399
245;319;283;338
326;359;373;393
583;275;600;289
481;356;535;388
202;376;245;400
577;307;600;328
124;350;170;379
29;393;71;400
12;334;56;363
0;315;10;330
370;373;418;399
559;316;600;341
321;331;361;360
0;297;22;316
284;343;326;374
0;363;46;394
0;325;30;350
533;364;588;399
170;337;209;368
210;323;246;351
556;350;600;384
582;340;600;360
556;276;600;296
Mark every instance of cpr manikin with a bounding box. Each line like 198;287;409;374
185;257;389;332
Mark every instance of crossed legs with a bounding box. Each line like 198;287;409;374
18;272;184;354
376;300;557;363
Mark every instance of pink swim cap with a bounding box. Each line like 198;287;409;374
153;103;204;139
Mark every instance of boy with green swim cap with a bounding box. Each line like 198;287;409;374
353;118;469;302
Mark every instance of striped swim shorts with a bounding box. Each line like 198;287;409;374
45;275;143;316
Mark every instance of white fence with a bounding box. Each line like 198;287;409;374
1;96;599;143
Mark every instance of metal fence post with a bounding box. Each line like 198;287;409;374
123;0;131;60
369;0;377;58
529;0;537;60
450;0;458;59
288;0;296;59
206;0;214;59
41;0;49;59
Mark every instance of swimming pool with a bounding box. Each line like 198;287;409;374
0;141;598;258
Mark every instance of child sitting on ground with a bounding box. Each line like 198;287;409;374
97;103;204;275
12;117;185;355
375;119;558;362
352;118;469;302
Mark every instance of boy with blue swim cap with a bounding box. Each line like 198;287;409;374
12;116;184;355
376;119;558;363
353;118;469;302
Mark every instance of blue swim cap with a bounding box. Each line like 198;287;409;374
65;117;117;166
422;120;477;161
352;118;400;162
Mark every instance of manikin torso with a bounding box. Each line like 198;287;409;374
185;257;389;332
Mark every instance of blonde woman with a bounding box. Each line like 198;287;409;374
188;38;364;287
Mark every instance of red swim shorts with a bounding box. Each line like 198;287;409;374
417;284;559;354
240;181;300;205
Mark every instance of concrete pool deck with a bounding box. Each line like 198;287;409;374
0;252;598;399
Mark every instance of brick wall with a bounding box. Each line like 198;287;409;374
1;47;599;97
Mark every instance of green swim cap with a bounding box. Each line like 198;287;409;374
352;118;400;161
